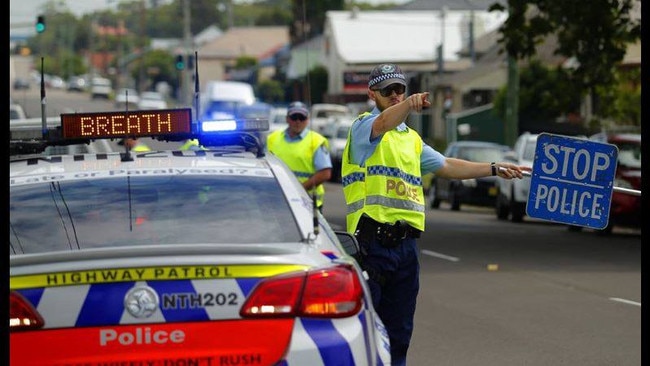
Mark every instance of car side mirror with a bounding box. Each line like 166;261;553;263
335;231;360;257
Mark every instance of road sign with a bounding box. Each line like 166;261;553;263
526;133;618;229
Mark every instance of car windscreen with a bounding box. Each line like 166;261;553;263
336;125;351;139
457;147;505;163
205;101;246;112
10;108;22;120
10;175;301;255
522;139;537;161
616;141;641;169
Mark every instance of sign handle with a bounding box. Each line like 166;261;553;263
498;167;640;196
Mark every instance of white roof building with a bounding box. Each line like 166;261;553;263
322;8;508;96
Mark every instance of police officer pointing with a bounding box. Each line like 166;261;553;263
342;63;530;365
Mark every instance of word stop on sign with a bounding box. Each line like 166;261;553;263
526;133;618;230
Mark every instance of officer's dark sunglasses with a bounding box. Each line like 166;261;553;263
289;114;307;121
378;84;406;97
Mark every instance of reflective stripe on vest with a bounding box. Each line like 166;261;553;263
341;116;425;233
267;129;329;207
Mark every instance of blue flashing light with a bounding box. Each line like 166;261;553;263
202;120;238;132
198;118;270;134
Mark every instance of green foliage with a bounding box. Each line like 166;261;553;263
254;6;292;26
491;0;641;93
493;60;582;124
235;56;258;69
257;79;285;103
132;50;178;91
291;0;344;43
593;68;641;126
308;66;328;104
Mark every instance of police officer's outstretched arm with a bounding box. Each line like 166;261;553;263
370;93;431;139
436;157;531;180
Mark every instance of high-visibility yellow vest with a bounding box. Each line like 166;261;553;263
267;129;329;207
131;143;151;152
341;117;425;234
179;139;206;151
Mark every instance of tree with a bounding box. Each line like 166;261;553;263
258;79;285;103
490;0;641;118
291;0;344;45
593;67;641;127
308;66;328;104
493;60;583;131
132;50;178;93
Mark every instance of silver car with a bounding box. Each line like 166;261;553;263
495;132;539;222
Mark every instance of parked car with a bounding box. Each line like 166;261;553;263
495;132;539;221
10;107;390;365
567;132;641;234
324;118;353;183
268;106;288;133
13;77;31;90
430;140;512;210
10;103;27;120
67;76;87;92
90;77;113;99
310;103;353;135
49;75;66;89
114;88;140;109
137;91;168;110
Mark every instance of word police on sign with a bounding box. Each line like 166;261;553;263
526;133;618;230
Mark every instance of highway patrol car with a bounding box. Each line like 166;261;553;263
9;108;390;365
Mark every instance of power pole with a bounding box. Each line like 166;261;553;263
138;0;146;93
182;0;192;105
505;55;519;147
503;1;519;147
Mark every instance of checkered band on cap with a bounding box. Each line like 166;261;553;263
287;101;309;117
368;63;407;90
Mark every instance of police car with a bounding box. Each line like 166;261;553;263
9;107;391;365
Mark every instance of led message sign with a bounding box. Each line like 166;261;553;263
60;109;192;139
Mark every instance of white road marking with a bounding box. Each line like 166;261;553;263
609;297;641;307
421;249;459;262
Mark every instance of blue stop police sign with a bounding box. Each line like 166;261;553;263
526;133;618;230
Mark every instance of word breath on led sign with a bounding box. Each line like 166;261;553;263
61;109;192;139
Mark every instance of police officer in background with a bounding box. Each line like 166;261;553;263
342;63;530;365
122;137;151;152
179;139;205;151
267;101;332;212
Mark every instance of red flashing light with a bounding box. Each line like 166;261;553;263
10;291;45;331
240;264;363;319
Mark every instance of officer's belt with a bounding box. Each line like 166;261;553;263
356;214;421;241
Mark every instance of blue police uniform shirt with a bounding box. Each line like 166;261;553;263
349;107;445;174
281;127;333;172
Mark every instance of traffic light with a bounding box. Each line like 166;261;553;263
175;55;185;70
36;15;46;33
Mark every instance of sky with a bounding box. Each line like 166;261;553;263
10;0;411;25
